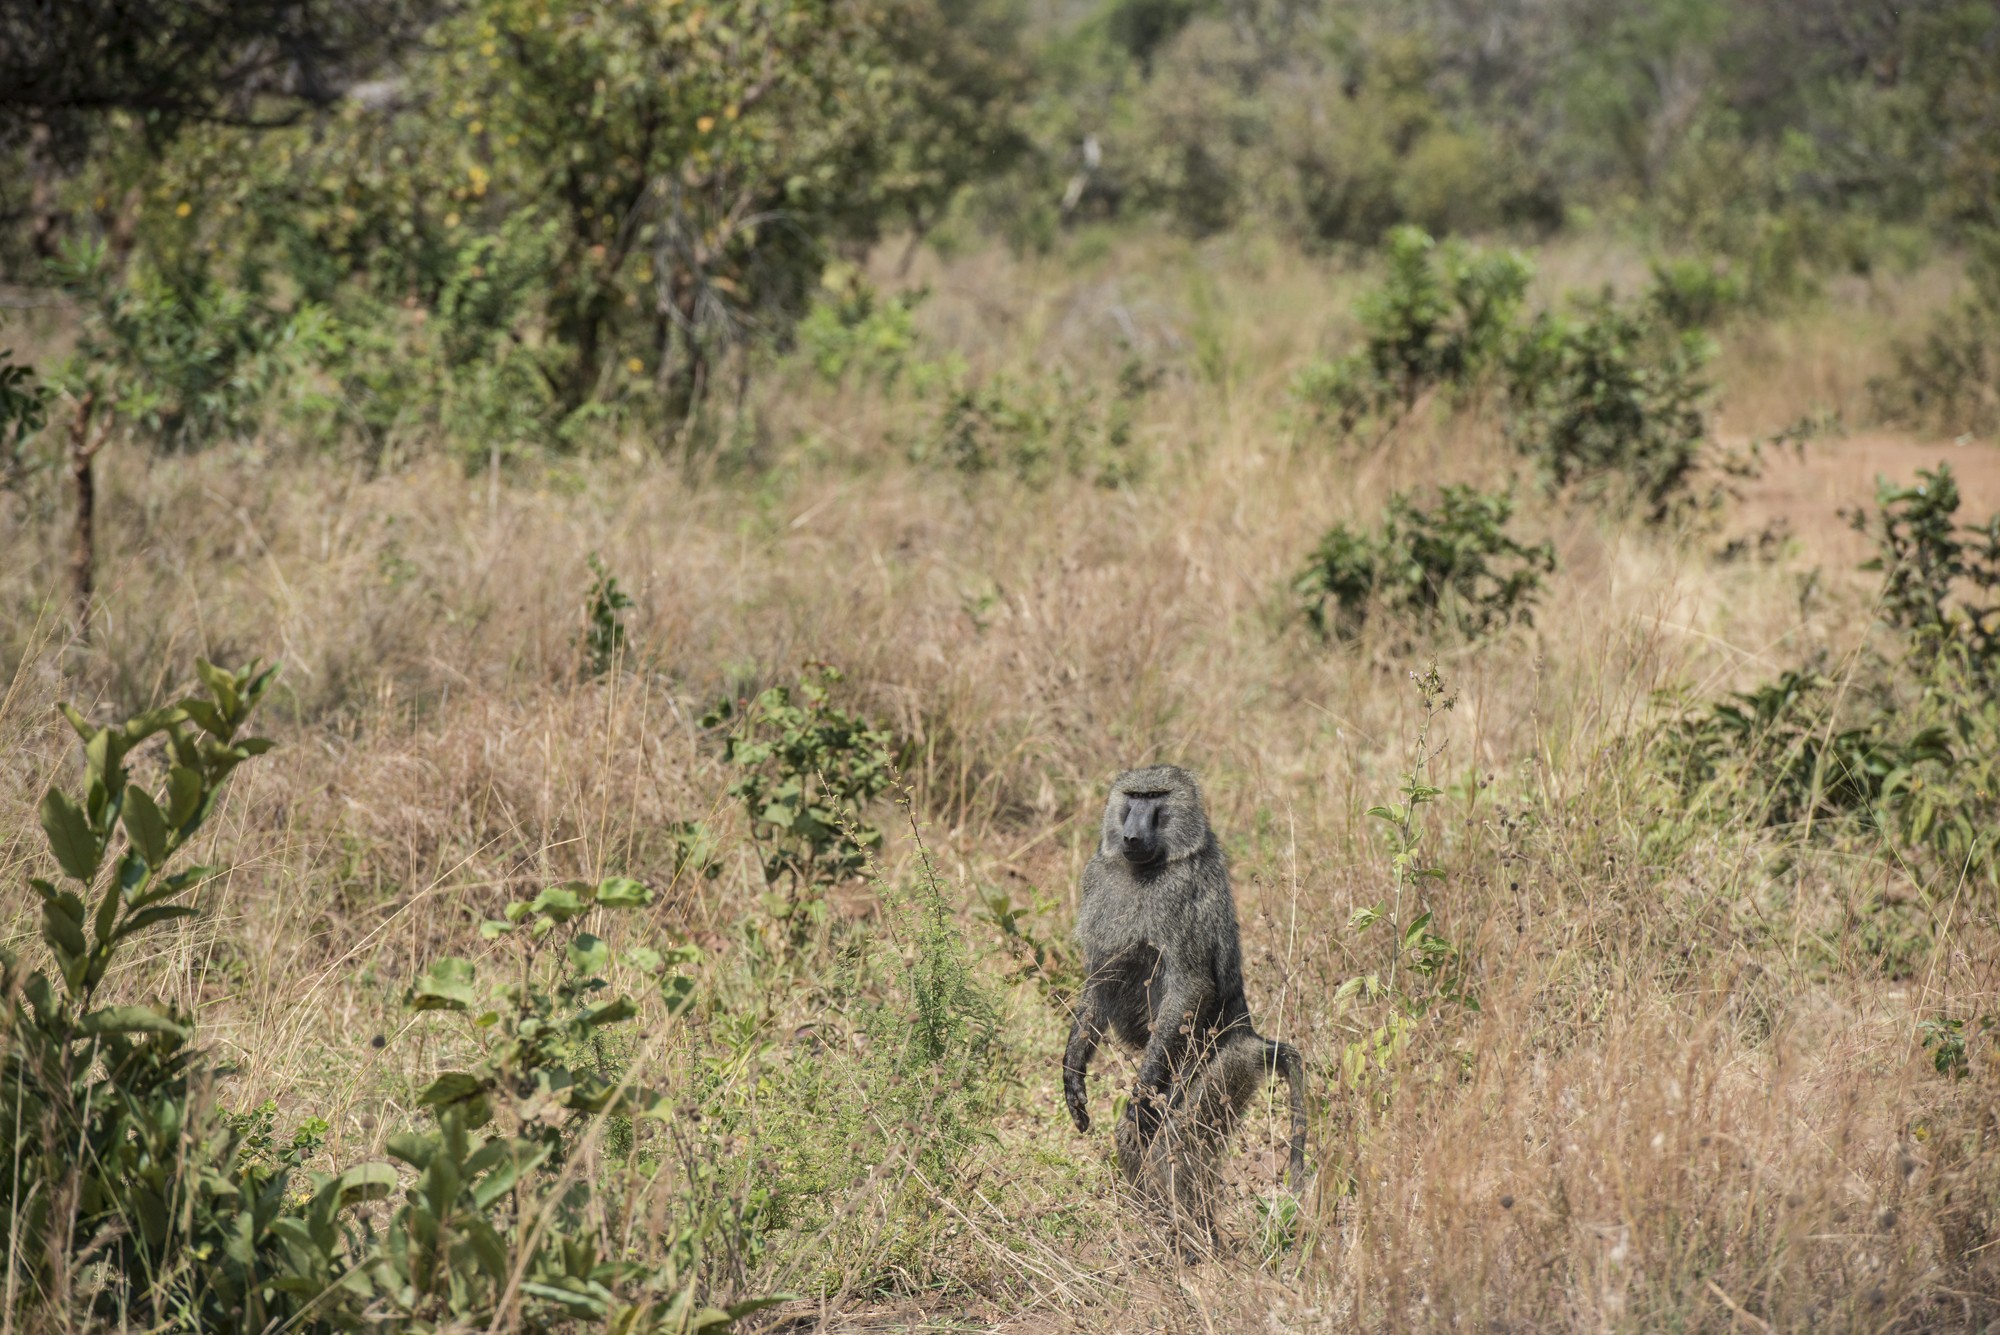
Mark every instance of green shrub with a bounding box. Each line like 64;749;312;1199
1849;464;2000;674
1644;256;1745;331
704;665;900;938
1505;296;1713;522
916;367;1145;489
0;660;378;1331
0;337;46;487
708;816;1000;1282
1293;485;1555;640
1660;667;1954;831
1870;234;2000;441
1292;226;1533;436
1657;466;2000;881
1333;666;1479;1128
2;660;776;1333
581;551;636;678
794;271;932;389
48;239;302;451
357;878;780;1332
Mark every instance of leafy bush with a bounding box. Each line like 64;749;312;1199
364;878;778;1332
1849;464;2000;674
1333;667;1479;1127
1293;485;1554;640
794;271;933;390
709;817;1000;1275
1870;231;2000;440
1505;296;1713;521
0;660;380;1331
2;660;777;1333
1644;256;1745;331
0;337;46;486
49;239;301;451
1659;466;2000;880
581;552;636;678
704;665;900;938
1660;667;1954;831
916;367;1145;489
1292;226;1532;436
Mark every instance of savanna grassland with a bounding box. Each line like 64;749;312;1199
7;0;2000;1327
5;221;2000;1334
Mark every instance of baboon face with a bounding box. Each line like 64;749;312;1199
1118;788;1172;865
1102;765;1205;866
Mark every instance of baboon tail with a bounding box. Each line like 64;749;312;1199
1266;1038;1308;1187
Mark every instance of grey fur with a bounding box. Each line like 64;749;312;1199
1064;765;1308;1245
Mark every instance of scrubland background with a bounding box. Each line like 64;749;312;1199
3;1;2000;1330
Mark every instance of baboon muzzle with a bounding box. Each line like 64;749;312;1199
1120;791;1169;863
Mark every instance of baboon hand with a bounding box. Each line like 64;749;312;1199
1065;1079;1091;1132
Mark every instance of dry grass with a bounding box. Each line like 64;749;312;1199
3;230;1998;1332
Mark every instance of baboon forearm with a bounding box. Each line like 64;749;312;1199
1132;984;1206;1127
1063;1003;1104;1131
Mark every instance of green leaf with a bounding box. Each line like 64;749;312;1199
384;1132;436;1168
124;786;169;865
417;1071;486;1107
478;919;515;939
1402;911;1434;948
164;767;203;827
195;658;240;722
568;933;611;975
40;788;102;883
330;1162;399;1207
149;864;218;903
463;1212;512;1280
723;1295;799;1321
660;973;697;1017
180;698;229;740
520;1282;609;1318
121;704;188;744
58;701;95;742
624;945;664;974
529;882;588;923
1347;904;1383;932
115;905;200;941
91;865;124;946
470;1140;549;1209
41;901;88;958
581;996;638;1028
78;1005;188;1037
595;875;650;907
84;727;126;792
408;957;479;1011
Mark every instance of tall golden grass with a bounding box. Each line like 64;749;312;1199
2;231;1996;1331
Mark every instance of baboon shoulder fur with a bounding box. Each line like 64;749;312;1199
1063;765;1306;1243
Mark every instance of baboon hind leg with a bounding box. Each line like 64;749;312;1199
1116;1083;1229;1256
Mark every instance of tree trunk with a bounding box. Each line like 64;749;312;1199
68;392;100;639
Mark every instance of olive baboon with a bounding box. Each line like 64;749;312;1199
1063;765;1307;1243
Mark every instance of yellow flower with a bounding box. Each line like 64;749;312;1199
627;358;644;374
445;212;461;227
175;201;192;217
697;115;715;134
